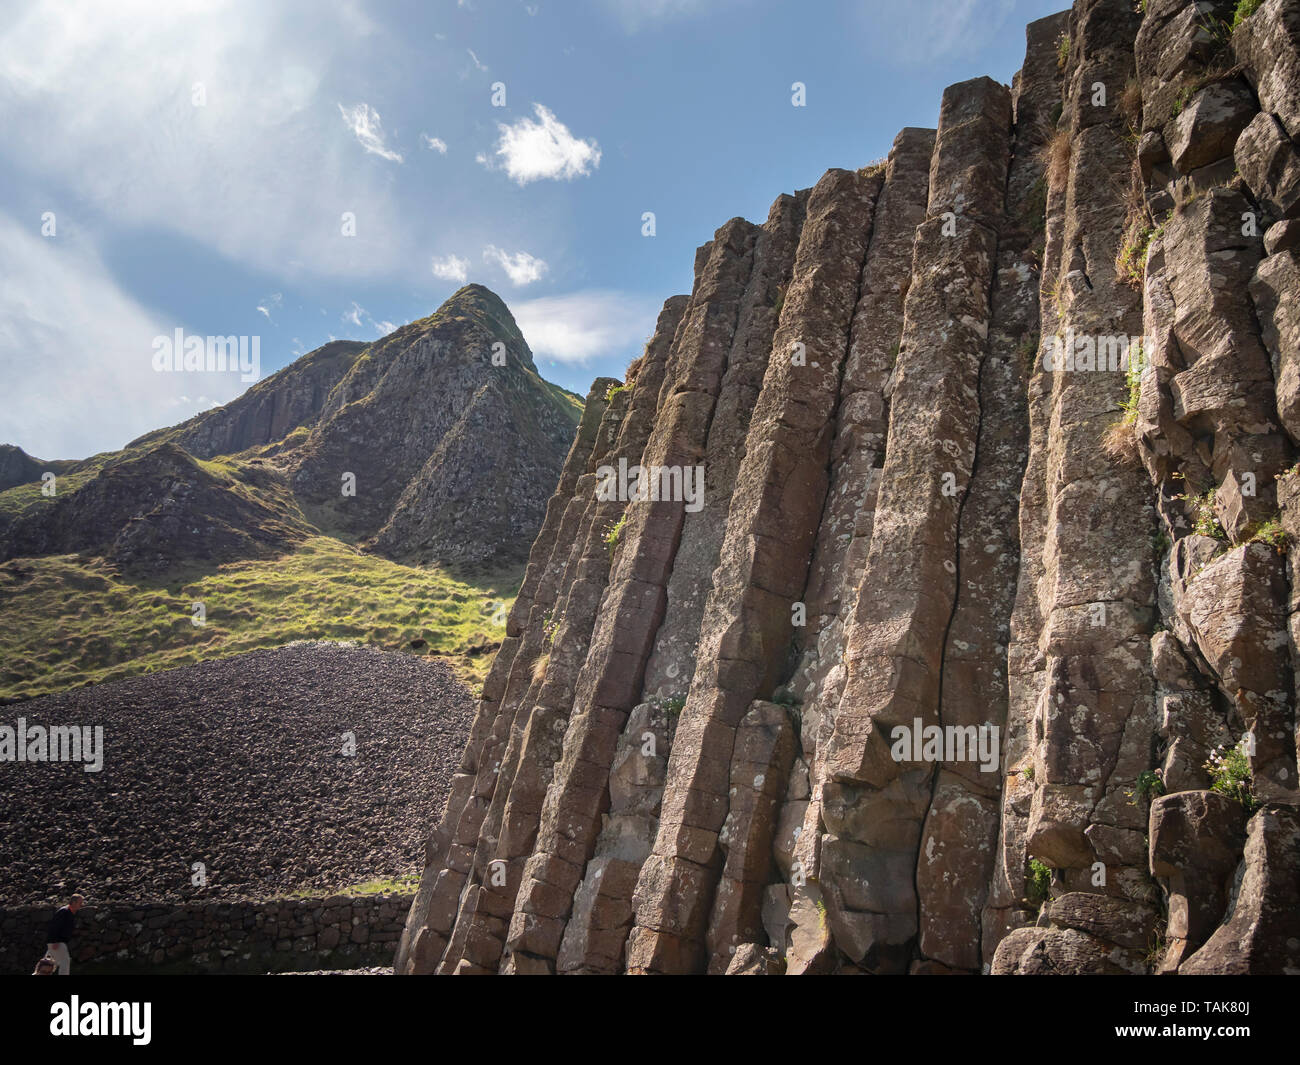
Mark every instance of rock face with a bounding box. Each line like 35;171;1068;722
0;285;581;573
292;285;582;569
129;339;368;460
0;445;76;494
0;442;303;570
399;0;1300;975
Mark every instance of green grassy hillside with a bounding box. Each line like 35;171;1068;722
0;536;518;702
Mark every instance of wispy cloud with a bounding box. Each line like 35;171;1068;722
483;245;547;286
338;102;403;162
467;47;487;71
0;2;411;281
512;290;658;365
421;133;448;153
342;301;394;337
0;213;245;457
432;254;470;282
855;0;1017;64
256;292;283;320
481;103;600;185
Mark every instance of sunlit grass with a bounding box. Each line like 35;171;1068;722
0;536;519;702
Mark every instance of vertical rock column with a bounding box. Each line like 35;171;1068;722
436;386;635;973
554;192;809;973
395;377;614;973
434;296;689;974
500;219;759;971
627;166;883;973
791;130;936;705
992;0;1160;975
766;127;935;959
791;76;1011;975
916;15;1065;974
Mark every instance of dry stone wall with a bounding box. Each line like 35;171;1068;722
1;894;410;974
397;0;1300;975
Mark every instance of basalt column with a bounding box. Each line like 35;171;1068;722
991;0;1162;975
628;166;883;974
757;126;935;963
436;293;695;974
788;76;1012;975
555;191;809;973
395;376;614;974
915;14;1065;975
498;219;760;971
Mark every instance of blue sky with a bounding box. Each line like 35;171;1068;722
0;0;1065;459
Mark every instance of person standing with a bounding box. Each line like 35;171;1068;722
45;894;84;975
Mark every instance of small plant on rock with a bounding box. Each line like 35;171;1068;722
1120;78;1142;129
1116;225;1154;288
1247;517;1287;552
1127;767;1166;806
1044;128;1072;191
857;157;887;179
1056;31;1070;69
1231;0;1262;32
1190;489;1225;540
603;512;627;559
1145;930;1167;969
1102;341;1145;465
1205;738;1259;812
1026;859;1052;911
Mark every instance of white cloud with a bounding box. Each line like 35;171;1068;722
467;48;487;71
338;102;403;162
512;290;658;365
432;254;470;282
0;213;246;458
422;133;448;153
483;245;547;286
483;103;600;185
341;301;395;337
256;292;283;320
0;2;412;282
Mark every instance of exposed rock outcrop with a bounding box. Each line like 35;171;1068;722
292;285;582;569
0;442;303;571
0;285;582;574
129;340;368;460
399;0;1300;975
